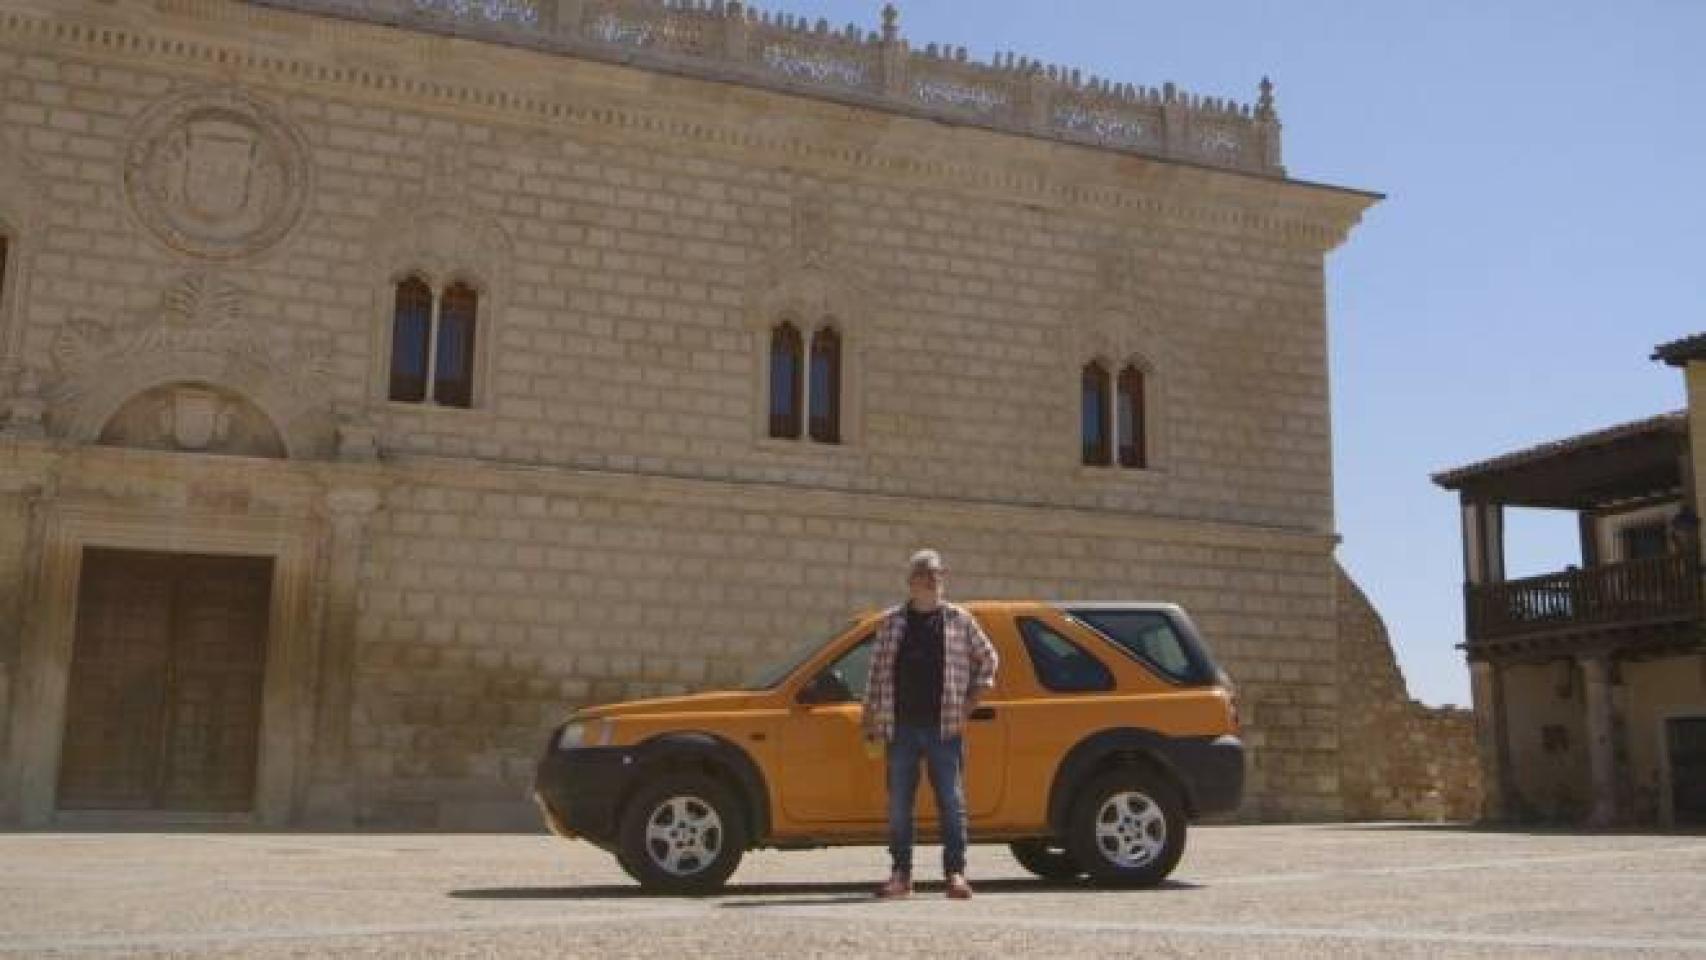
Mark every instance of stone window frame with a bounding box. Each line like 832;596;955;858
371;265;498;416
1076;349;1164;478
752;310;863;454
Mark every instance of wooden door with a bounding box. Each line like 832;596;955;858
58;549;273;813
1670;716;1706;827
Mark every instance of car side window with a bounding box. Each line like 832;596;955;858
811;634;875;702
1018;618;1114;693
1069;609;1211;685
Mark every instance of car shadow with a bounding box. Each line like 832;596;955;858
1324;822;1706;838
449;877;1202;904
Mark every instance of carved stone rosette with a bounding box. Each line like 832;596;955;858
123;87;312;261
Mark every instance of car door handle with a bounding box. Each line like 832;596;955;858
969;707;996;721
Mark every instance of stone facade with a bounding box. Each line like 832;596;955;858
0;0;1401;829
1336;569;1481;822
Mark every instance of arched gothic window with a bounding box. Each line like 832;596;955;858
1117;364;1147;469
809;326;842;444
768;320;844;445
388;276;479;409
1081;360;1111;466
768;322;804;439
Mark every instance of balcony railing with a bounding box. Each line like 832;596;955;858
1466;554;1703;643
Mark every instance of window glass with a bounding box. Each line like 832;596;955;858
1117;365;1146;469
1081;361;1110;466
435;283;478;408
1069;609;1215;686
744;620;857;690
810;634;875;702
389;277;432;402
769;323;803;438
1019;618;1114;693
809;326;841;444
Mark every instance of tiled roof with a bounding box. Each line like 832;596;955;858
1653;333;1706;367
1431;411;1688;488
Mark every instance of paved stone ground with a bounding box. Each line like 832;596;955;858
2;825;1704;958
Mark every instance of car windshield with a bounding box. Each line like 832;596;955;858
742;620;857;690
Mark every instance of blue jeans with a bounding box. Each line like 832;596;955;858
886;724;968;876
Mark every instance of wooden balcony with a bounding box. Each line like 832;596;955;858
1466;554;1704;644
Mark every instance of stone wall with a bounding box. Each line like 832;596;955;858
1337;567;1481;821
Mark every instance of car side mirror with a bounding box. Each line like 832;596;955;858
798;671;852;705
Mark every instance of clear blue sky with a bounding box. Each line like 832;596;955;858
776;0;1706;706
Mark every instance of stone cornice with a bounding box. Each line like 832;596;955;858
0;0;1378;249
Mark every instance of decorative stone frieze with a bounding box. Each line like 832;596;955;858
48;272;336;458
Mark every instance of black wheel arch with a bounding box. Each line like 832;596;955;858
1046;728;1200;836
628;731;772;845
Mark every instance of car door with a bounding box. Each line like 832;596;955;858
914;610;1011;825
775;633;887;825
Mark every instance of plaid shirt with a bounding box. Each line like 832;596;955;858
862;602;998;742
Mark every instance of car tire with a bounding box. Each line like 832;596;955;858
1009;839;1084;881
1064;767;1186;887
616;772;747;894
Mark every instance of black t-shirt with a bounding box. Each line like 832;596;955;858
894;605;946;728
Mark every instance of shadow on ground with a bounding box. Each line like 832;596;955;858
448;877;1201;905
1326;822;1706;838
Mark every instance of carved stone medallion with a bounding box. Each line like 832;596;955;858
124;88;311;260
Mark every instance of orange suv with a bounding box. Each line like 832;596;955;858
534;602;1242;893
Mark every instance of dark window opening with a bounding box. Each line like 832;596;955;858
769;322;804;439
434;282;478;409
1081;361;1111;466
1621;521;1669;562
809;326;842;444
1117;364;1147;469
388;276;432;403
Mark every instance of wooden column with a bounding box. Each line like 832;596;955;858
1579;511;1601;568
1461;498;1507;585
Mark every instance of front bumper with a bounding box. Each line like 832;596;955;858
533;744;641;845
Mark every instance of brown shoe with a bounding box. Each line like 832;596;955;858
875;871;913;899
945;873;973;900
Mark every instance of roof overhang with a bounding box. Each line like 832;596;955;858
1654;333;1706;367
1432;412;1688;510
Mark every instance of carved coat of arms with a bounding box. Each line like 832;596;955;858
124;89;309;260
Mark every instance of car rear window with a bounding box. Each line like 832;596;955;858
1018;618;1114;693
1067;609;1217;686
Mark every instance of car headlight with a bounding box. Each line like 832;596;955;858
556;722;588;750
556;719;612;750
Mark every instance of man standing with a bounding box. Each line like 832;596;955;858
862;549;998;900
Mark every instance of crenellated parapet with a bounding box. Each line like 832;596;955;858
249;0;1285;176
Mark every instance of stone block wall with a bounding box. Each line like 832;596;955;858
349;461;1345;827
1337;567;1481;821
